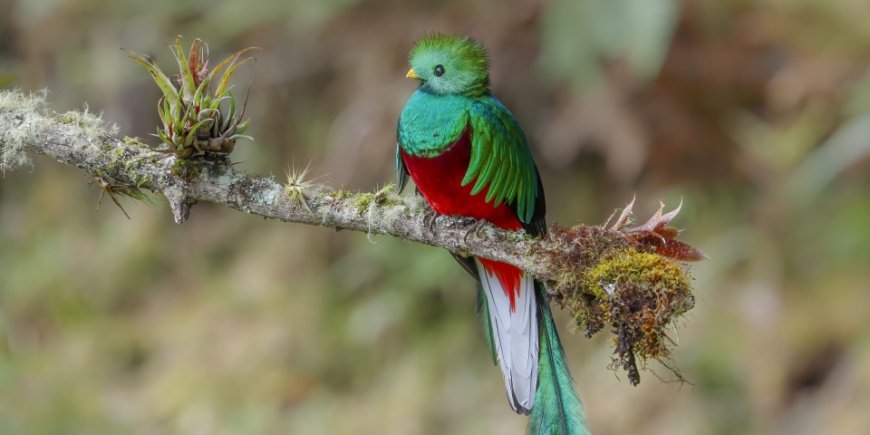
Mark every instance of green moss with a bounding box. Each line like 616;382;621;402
373;182;397;202
169;157;205;180
131;173;153;188
545;225;629;301
572;248;694;385
347;184;403;215
351;192;375;210
581;249;688;297
330;189;353;200
57;113;77;124
100;146;127;175
123;136;150;149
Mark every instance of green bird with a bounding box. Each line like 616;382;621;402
396;34;590;434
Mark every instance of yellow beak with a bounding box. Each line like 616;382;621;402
406;68;419;79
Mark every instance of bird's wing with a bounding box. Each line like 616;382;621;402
396;143;409;193
463;98;540;224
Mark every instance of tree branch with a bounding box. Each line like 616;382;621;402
0;89;592;282
0;89;699;384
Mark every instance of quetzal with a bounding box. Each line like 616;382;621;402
396;34;590;435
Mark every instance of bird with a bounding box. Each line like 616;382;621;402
396;34;590;435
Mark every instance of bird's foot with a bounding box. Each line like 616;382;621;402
463;218;487;244
423;211;439;235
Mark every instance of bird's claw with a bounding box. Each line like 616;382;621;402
463;219;487;244
423;211;438;235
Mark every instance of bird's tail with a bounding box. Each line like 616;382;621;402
527;282;590;435
475;258;538;414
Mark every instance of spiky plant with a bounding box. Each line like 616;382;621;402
126;37;256;158
284;161;314;212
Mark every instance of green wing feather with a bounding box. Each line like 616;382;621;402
396;144;409;193
528;286;589;435
462;97;540;223
476;286;498;363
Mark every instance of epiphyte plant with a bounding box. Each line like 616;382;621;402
126;37;256;158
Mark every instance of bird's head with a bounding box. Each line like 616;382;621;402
406;34;489;97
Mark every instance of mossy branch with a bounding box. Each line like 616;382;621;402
0;89;701;384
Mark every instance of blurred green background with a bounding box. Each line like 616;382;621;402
2;0;870;434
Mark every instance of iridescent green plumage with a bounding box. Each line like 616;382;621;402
529;284;589;435
397;35;539;223
408;34;489;97
465;98;539;222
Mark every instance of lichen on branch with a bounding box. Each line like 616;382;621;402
0;88;704;384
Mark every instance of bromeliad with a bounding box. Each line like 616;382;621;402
397;34;590;435
126;37;256;158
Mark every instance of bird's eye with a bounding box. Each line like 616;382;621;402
433;65;445;77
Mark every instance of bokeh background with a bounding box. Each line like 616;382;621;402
2;0;870;434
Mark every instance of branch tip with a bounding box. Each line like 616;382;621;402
164;186;192;223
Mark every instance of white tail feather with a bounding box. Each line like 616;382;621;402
476;258;539;414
